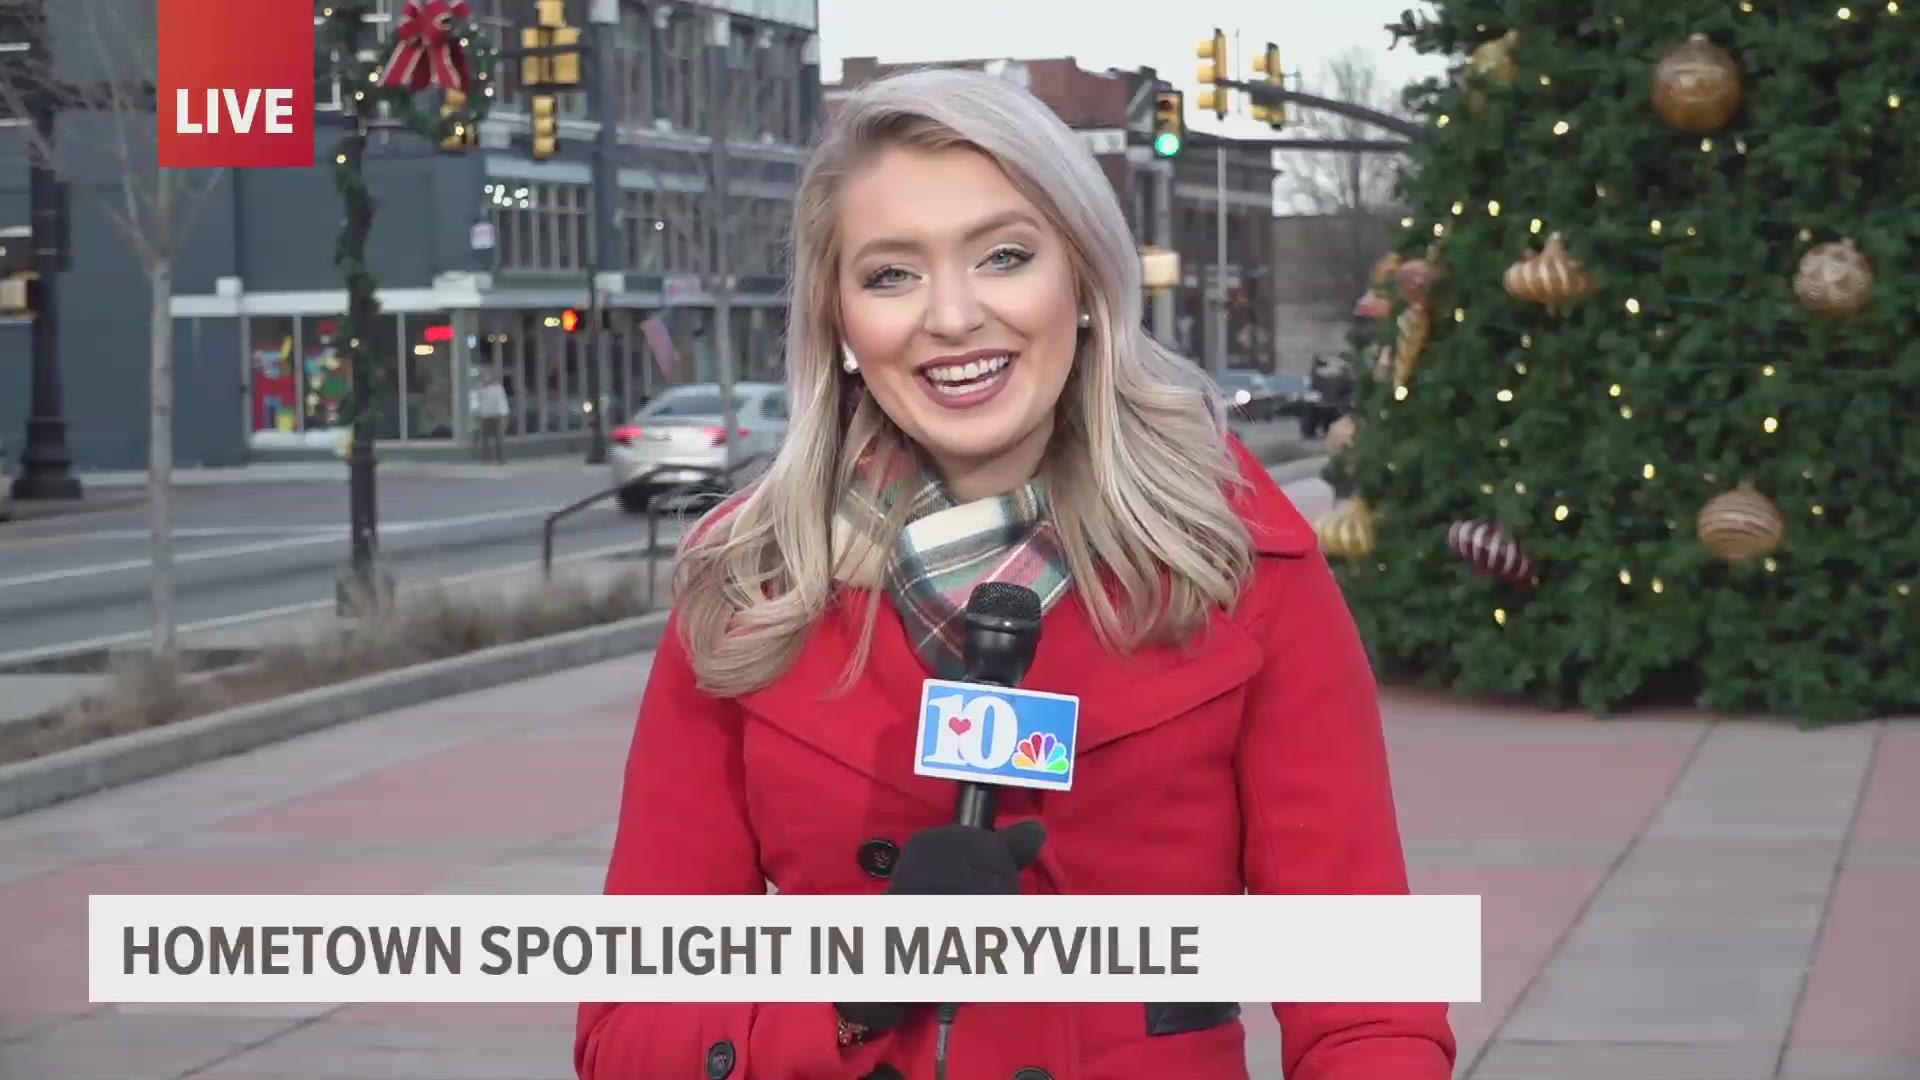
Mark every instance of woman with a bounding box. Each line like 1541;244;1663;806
575;68;1455;1080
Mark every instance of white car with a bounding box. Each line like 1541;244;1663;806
608;382;788;514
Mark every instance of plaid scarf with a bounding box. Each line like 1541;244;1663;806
833;443;1073;679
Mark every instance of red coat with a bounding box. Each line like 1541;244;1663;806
576;439;1457;1080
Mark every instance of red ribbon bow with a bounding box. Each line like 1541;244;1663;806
380;0;474;93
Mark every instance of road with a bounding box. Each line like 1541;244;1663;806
0;464;684;660
0;420;1312;662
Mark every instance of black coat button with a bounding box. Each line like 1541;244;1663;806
1011;1070;1053;1080
857;838;899;878
860;1067;905;1080
704;1040;736;1079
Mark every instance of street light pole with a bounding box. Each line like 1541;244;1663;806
582;0;618;465
1212;137;1227;377
13;68;81;501
705;13;739;472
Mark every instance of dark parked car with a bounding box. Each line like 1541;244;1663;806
1218;370;1283;422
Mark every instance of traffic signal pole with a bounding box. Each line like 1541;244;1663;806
583;0;618;466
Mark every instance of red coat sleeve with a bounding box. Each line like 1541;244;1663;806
1236;544;1459;1080
574;614;846;1080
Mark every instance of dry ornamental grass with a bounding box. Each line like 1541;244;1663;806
1;568;656;768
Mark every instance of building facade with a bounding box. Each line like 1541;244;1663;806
0;0;821;471
825;57;1279;373
1266;210;1397;374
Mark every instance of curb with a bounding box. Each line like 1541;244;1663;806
0;611;670;821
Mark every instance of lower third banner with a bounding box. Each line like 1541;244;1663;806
90;893;1481;1004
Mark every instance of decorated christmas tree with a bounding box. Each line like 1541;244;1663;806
1322;3;1920;723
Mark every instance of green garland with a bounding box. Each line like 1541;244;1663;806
316;0;500;436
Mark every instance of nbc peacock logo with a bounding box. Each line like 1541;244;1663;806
1011;732;1069;774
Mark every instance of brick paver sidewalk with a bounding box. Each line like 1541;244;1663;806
1;479;1914;1080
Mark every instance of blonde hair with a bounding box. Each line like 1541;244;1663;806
674;67;1255;695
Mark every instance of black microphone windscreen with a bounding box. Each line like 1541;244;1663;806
966;581;1042;625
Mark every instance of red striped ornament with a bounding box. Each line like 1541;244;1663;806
1448;519;1536;584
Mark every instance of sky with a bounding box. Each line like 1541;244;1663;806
813;0;1455;144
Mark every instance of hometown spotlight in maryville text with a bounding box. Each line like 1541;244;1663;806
575;68;1457;1080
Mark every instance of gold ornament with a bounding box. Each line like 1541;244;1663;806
1394;302;1432;384
1466;30;1519;111
1652;34;1743;133
1316;499;1376;559
1504;233;1597;313
1697;483;1785;561
1371;342;1394;383
1327;414;1359;455
1369;251;1403;292
1794;238;1874;318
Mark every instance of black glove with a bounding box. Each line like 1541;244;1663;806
835;820;1048;1035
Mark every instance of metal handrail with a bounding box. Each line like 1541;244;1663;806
539;455;770;608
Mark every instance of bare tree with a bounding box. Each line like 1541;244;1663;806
1274;48;1415;300
0;0;226;660
643;24;795;472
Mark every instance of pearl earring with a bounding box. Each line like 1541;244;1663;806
1077;311;1092;328
841;347;860;374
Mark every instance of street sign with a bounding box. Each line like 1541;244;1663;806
469;221;496;251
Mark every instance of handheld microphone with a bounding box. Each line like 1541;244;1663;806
935;581;1045;1080
952;581;1045;831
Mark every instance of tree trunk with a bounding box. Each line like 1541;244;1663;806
148;252;176;660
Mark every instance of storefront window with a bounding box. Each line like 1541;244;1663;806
403;312;456;440
249;316;298;434
299;315;353;435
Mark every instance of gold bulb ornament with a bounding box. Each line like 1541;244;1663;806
1794;238;1875;318
1326;414;1359;455
1503;233;1598;313
1652;34;1744;133
1316;499;1376;559
1466;30;1520;111
1697;482;1785;561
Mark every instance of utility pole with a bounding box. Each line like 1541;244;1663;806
10;19;81;503
706;12;739;470
582;0;618;464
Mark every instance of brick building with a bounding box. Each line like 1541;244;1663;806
824;56;1279;372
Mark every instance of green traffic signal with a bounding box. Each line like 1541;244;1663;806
1154;131;1182;157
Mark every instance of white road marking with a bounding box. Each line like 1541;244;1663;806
0;534;677;667
0;504;618;592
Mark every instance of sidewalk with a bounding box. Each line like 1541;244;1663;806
2;477;1911;1080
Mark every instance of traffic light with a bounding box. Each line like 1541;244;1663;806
439;89;476;152
1251;42;1286;128
1195;28;1229;120
521;0;583;91
560;308;582;333
530;94;558;159
1151;89;1184;158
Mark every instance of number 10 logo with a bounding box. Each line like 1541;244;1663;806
924;693;1020;769
915;680;1080;791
